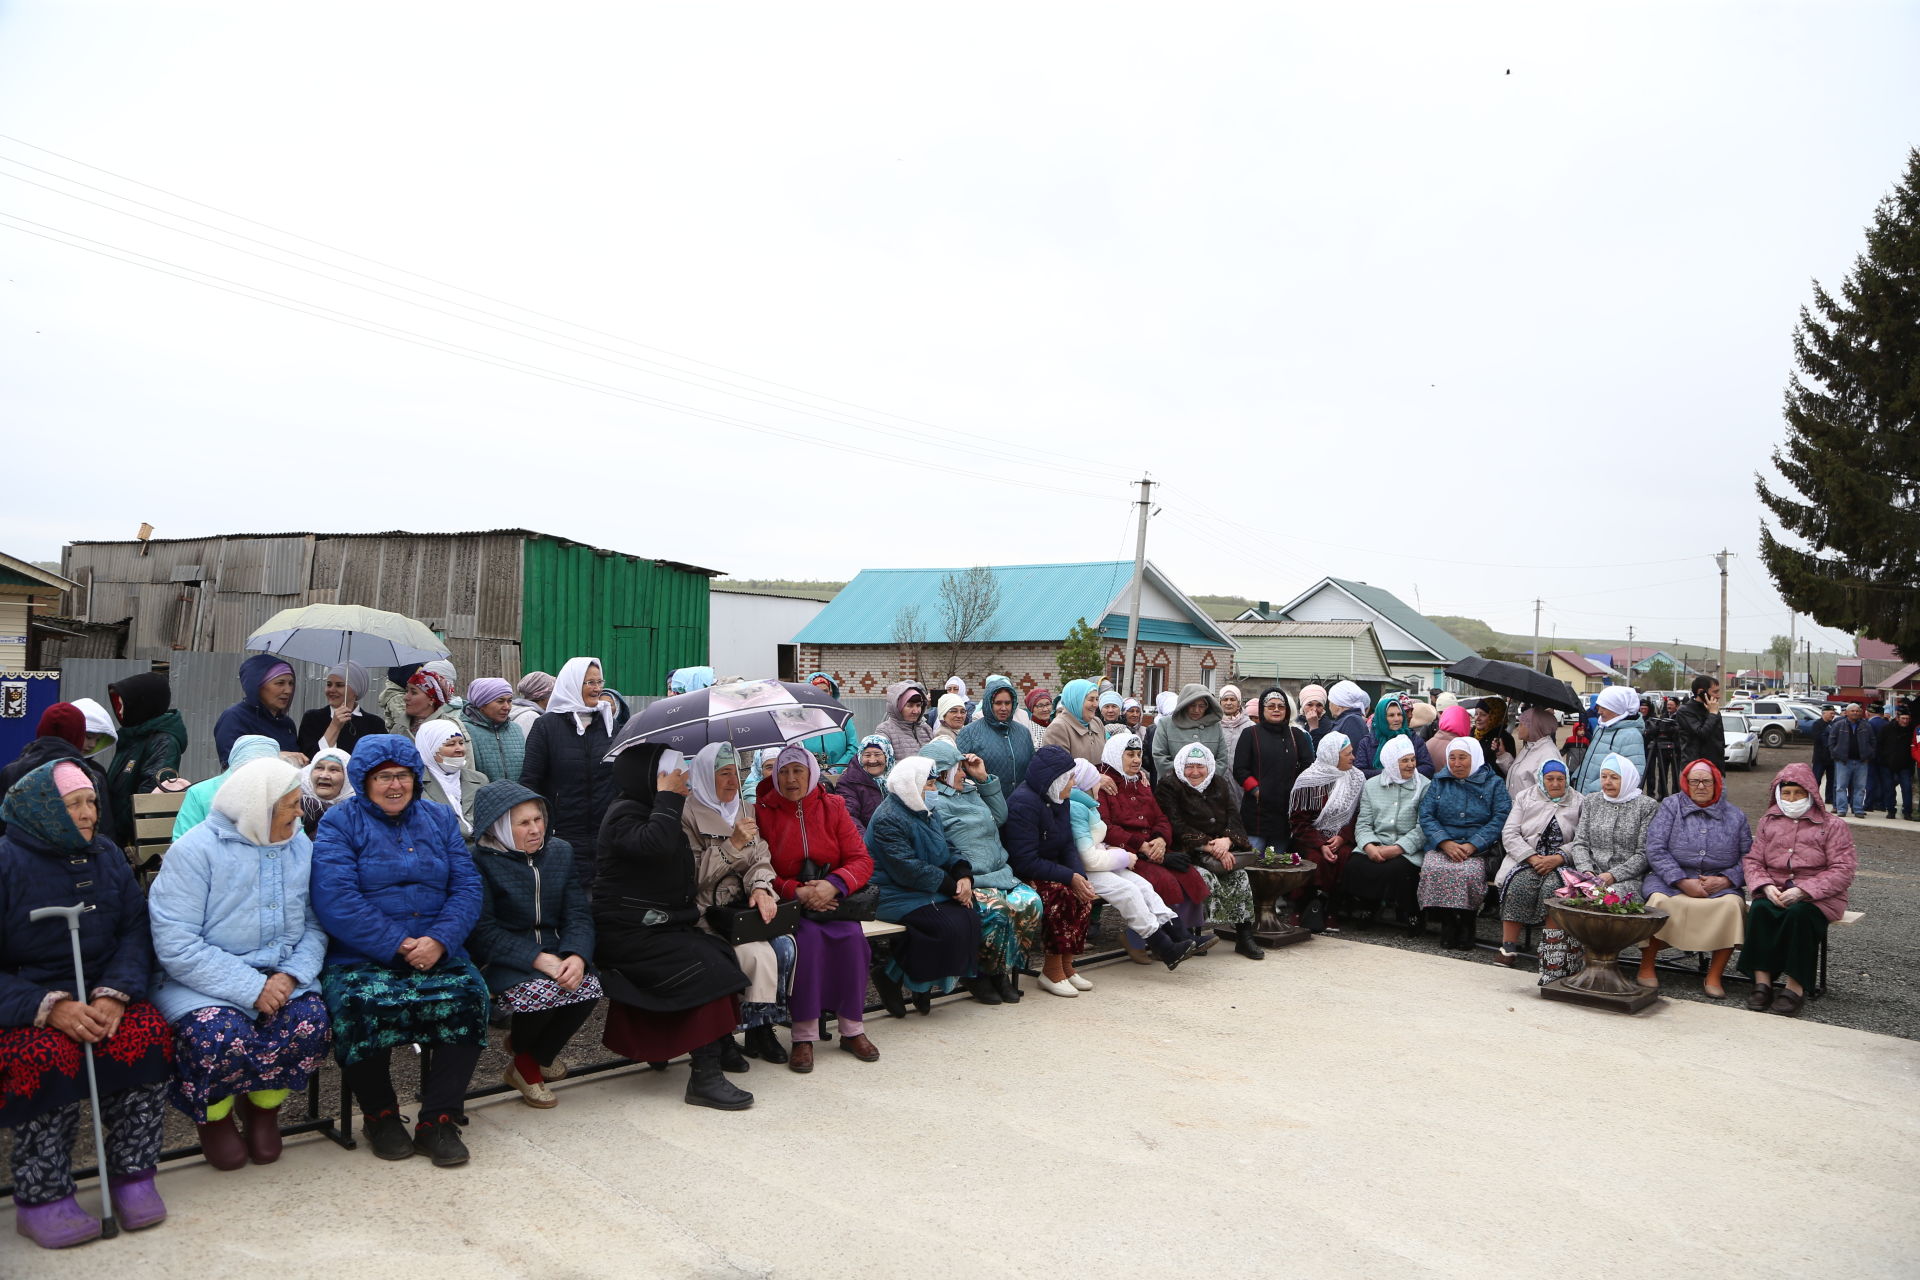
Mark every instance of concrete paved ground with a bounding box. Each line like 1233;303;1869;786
10;939;1918;1280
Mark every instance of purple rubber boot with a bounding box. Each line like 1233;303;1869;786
14;1194;103;1248
109;1170;167;1230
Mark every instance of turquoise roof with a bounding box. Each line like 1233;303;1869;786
793;561;1232;648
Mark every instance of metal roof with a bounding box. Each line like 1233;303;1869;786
65;529;721;578
1276;577;1474;662
0;550;79;592
1223;620;1376;638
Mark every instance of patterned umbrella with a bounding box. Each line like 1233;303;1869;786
603;678;852;760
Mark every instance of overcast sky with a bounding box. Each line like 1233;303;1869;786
3;3;1914;653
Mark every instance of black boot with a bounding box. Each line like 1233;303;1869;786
966;976;1004;1005
1456;910;1479;951
1300;892;1328;935
685;1041;753;1111
996;972;1023;1003
718;1034;750;1073
743;1025;788;1065
1147;926;1197;970
871;968;909;1019
910;991;933;1016
1234;922;1266;960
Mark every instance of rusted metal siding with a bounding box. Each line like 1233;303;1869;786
520;536;709;696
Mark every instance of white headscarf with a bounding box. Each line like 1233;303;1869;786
1595;685;1639;722
1441;735;1486;776
423;658;458;687
688;742;742;827
1176;742;1217;792
211;758;303;846
887;754;936;812
487;795;546;854
1070;759;1103;795
1155;691;1177;718
415;720;468;812
1328;680;1369;713
1101;731;1145;778
1597;752;1644;803
1290;731;1366;834
945;676;968;698
299;746;355;809
1375;734;1419;787
71;697;117;755
548;656;615;735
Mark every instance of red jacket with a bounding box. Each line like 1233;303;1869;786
755;778;874;901
1097;766;1172;852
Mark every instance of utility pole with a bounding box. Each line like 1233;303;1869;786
1715;549;1731;695
1532;599;1543;671
1122;477;1154;700
1628;625;1635;689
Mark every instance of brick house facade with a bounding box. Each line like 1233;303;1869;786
796;639;1232;701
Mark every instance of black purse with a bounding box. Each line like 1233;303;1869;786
799;857;878;922
703;870;800;942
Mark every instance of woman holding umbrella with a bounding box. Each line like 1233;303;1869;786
297;661;384;761
521;656;621;890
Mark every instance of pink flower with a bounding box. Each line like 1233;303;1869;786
1603;893;1621;905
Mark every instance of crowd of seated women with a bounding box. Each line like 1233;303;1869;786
0;668;1857;1251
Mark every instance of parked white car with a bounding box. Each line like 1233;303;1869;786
1722;712;1759;769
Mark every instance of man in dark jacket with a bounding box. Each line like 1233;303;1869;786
1673;676;1727;775
0;703;114;840
1827;703;1879;818
1809;705;1840;808
1875;710;1916;820
105;671;188;842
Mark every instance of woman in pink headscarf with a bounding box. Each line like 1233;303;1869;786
1426;705;1471;775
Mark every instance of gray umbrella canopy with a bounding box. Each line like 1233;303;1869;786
247;603;450;668
604;678;851;760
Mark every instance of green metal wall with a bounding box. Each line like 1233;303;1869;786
519;536;710;696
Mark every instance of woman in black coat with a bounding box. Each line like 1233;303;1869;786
296;661;386;761
1232;689;1314;854
521;656;620;890
593;742;752;1112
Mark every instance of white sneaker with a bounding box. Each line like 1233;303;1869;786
1036;975;1079;998
505;1062;557;1108
1066;973;1093;991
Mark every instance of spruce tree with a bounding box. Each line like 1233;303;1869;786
1758;147;1920;657
1056;618;1105;684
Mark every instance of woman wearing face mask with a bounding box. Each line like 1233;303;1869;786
0;762;174;1248
919;741;1039;1003
520;656;621;890
1004;746;1098;996
298;661;383;761
1349;735;1429;932
459;678;527;785
1554;755;1656;985
1157;743;1263;959
1640;759;1751;996
215;655;302;767
1739;762;1856;1017
1287;732;1367;934
684;744;793;1066
1370;695;1434;778
466;779;599;1107
1494;760;1584;966
755;744;879;1072
149;758;331;1171
1042;679;1106;767
594;743;754;1109
415;721;486;835
298;747;355;836
866;755;984;1017
875;680;935;764
837;735;892;831
1416;737;1513;951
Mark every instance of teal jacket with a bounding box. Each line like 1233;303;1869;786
461;704;527;785
922;740;1015;890
798;672;859;773
955;676;1034;809
867;790;972;921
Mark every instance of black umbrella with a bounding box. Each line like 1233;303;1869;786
603;678;853;761
1444;656;1582;715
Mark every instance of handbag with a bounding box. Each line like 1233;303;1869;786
799;857;878;922
703;870;799;943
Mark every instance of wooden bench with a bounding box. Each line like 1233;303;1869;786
130;789;187;887
860;919;906;939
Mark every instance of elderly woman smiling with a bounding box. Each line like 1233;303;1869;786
1494;759;1584;965
1416;736;1513;951
298;747;355;837
1640;759;1751;997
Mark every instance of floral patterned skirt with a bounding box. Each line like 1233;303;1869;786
321;961;490;1067
1417;854;1490;912
0;1000;174;1129
168;994;332;1122
974;885;1043;974
1199;867;1253;926
1034;880;1092;956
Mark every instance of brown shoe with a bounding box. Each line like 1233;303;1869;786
1746;983;1775;1012
1770;988;1805;1017
237;1096;284;1164
788;1041;815;1074
838;1033;880;1063
196;1115;248;1171
1124;945;1153;965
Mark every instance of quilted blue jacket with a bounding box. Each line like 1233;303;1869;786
1417;764;1513;852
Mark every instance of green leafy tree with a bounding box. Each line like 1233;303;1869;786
1056;617;1105;684
1767;634;1794;683
1644;658;1675;690
1759;148;1920;658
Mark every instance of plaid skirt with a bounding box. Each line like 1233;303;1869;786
321;961;490;1066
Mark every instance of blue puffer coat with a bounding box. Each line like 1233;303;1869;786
311;734;482;966
1002;745;1083;885
921;741;1016;890
867;786;972;921
1571;715;1647;794
0;762;154;1027
955;676;1035;810
214;653;301;766
1417;764;1513;852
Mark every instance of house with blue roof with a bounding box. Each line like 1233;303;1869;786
792;560;1237;701
1242;576;1477;695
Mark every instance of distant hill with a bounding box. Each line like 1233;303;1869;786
1192;594;1258;622
711;579;845;602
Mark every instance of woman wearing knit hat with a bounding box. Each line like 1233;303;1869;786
459;677;527;784
297;660;384;761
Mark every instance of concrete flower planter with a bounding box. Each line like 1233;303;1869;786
1541;899;1671;1014
1241;861;1319;948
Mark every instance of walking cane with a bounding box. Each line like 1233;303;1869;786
28;905;119;1238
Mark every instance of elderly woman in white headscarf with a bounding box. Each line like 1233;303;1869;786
865;754;982;1017
1495;759;1584;966
1571;685;1647;794
684;743;796;1067
1348;734;1429;932
1535;753;1659;984
148;758;331;1170
1155;742;1263;959
415;720;485;834
520;655;621;888
1286;730;1367;933
1416;734;1513;951
1062;760;1203;970
298;660;383;760
298;746;355;837
1326;680;1379;779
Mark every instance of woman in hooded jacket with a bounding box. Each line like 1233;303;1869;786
1064;761;1201;971
1100;730;1211;961
521;656;621;889
459;678;527;785
592;743;754;1110
104;671;188;842
1570;686;1647;794
1233;689;1315;856
149;758;331;1170
466;779;599;1107
1042;679;1105;767
1370;695;1434;777
1151;683;1227;778
1348;735;1429;931
215;655;302;767
298;747;355;836
836;735;892;831
1739;762;1856;1017
756;744;878;1073
1288;731;1367;934
1416;736;1513;951
415;720;486;835
874;680;934;764
956;676;1035;803
920;740;1038;1003
1639;758;1750;996
866;755;983;1017
508;672;554;738
297;661;385;761
1495;759;1584;966
1003;745;1098;996
1157;743;1263;959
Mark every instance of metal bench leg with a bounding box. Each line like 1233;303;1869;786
1815;935;1829;998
